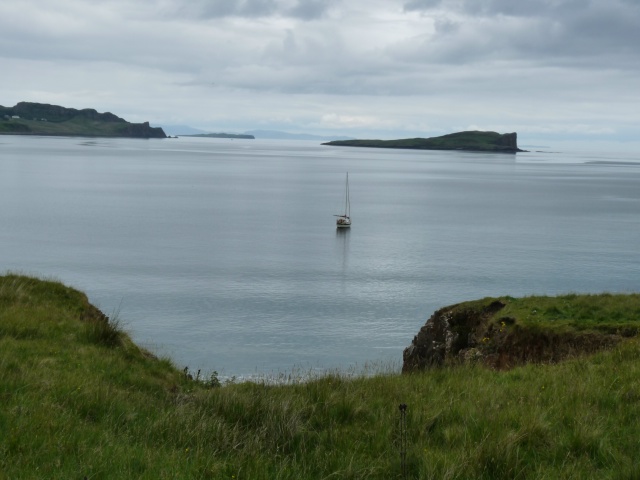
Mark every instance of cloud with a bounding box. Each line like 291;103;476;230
401;0;640;67
0;0;638;141
287;0;338;20
320;113;392;129
183;0;279;18
172;0;337;20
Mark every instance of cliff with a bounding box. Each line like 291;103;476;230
323;131;524;153
0;102;166;138
403;294;640;372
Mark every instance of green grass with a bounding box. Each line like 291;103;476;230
441;293;640;335
2;274;640;478
499;293;640;332
323;131;521;153
1;118;117;136
0;117;164;138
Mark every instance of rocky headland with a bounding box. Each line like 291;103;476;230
403;295;639;372
0;102;166;138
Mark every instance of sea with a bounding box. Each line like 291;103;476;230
1;135;639;379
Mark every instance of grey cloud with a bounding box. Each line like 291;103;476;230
404;0;581;16
403;0;442;11
399;0;640;68
288;0;337;20
176;0;337;19
185;0;279;18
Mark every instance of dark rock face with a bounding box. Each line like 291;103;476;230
117;121;166;138
402;301;505;372
497;132;519;151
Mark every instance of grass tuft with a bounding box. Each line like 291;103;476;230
83;312;125;348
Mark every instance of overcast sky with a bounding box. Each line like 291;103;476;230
1;0;639;145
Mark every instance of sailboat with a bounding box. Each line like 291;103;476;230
335;172;351;228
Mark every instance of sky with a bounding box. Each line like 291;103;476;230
1;0;639;146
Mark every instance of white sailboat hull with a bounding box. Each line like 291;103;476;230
336;216;351;228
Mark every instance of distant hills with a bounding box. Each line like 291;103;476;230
323;131;524;153
184;133;255;139
0;102;166;139
243;130;355;141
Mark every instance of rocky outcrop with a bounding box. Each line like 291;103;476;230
402;299;625;372
497;132;519;151
116;121;166;138
402;300;506;372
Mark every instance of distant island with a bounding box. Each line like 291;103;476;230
322;131;525;153
0;102;166;139
160;127;355;141
244;130;355;141
184;133;255;139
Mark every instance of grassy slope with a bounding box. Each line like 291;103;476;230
499;293;640;332
0;117;162;138
323;131;520;152
2;275;640;479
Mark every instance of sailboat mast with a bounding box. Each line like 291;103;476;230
345;172;350;217
335;172;352;228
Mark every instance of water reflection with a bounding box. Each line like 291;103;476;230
335;227;350;274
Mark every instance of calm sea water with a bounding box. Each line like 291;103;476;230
1;135;639;377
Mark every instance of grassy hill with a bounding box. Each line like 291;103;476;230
2;274;640;478
323;131;524;153
0;102;166;138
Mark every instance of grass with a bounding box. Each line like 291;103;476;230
2;274;640;478
500;293;640;332
0;117;118;136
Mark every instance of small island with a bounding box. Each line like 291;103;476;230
184;133;255;139
323;130;524;153
0;102;166;139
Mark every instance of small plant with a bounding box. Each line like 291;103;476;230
183;366;222;388
206;371;222;388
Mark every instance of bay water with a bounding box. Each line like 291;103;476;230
1;135;639;378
